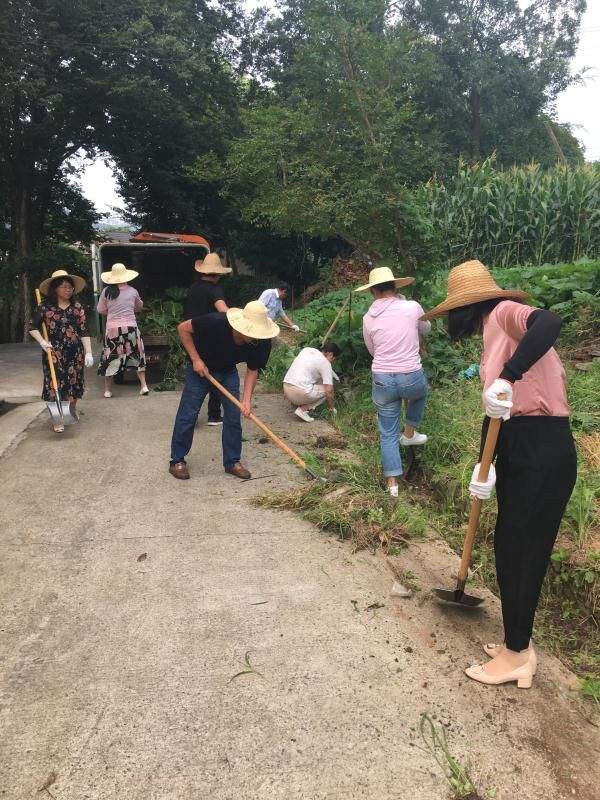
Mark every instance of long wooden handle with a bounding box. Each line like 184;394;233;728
35;288;60;396
457;416;503;582
206;373;309;470
321;294;350;346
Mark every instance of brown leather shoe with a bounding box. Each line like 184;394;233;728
225;462;251;480
169;461;190;480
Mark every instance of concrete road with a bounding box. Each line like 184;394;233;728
1;380;599;800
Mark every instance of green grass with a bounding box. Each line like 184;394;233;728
257;262;600;700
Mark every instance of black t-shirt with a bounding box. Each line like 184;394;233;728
184;279;226;319
191;313;271;373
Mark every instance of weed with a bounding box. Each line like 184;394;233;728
580;676;600;709
419;713;481;800
401;570;421;593
229;651;262;682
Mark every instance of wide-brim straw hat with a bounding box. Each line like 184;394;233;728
227;300;280;339
195;252;232;275
421;260;527;321
101;262;139;284
354;266;415;293
39;269;87;295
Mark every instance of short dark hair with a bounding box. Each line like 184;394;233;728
278;281;290;292
47;275;75;305
321;340;341;358
372;281;396;293
448;299;502;340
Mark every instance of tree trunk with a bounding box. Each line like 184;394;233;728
228;247;239;276
21;271;31;339
17;179;32;340
9;292;21;343
470;86;481;161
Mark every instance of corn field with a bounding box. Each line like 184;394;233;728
417;159;600;268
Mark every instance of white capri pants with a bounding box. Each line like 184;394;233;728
283;382;326;408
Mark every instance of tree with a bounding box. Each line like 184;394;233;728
397;0;586;164
199;0;451;265
100;0;242;242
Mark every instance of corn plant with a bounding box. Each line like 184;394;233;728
416;158;600;269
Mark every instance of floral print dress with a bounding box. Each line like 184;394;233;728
31;302;87;401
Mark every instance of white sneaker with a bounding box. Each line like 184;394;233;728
388;484;399;498
104;391;112;398
295;407;314;423
140;387;150;396
400;431;428;446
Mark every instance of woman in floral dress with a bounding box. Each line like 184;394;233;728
29;269;94;431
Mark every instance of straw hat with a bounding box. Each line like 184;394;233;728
101;263;139;284
195;252;232;275
227;300;280;340
421;260;527;321
39;269;87;295
354;266;415;293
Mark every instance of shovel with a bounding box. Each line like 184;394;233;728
207;373;326;482
34;288;74;430
435;415;503;607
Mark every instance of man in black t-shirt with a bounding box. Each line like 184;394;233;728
169;302;280;481
184;252;231;425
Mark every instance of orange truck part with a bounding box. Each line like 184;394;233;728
131;231;211;249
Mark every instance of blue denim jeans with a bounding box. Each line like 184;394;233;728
372;369;429;477
170;365;241;469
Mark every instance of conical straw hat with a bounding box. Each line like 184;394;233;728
421;260;527;321
227;300;280;339
101;263;139;284
39;269;87;295
354;266;414;293
195;252;232;275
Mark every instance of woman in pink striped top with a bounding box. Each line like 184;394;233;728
97;263;148;398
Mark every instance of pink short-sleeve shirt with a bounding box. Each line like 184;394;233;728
481;300;569;417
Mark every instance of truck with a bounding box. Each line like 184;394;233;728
91;231;211;380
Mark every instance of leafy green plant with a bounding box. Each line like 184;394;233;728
580;676;600;709
419;713;481;800
565;475;599;548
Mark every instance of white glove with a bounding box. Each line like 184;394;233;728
39;339;53;352
469;462;496;501
84;353;94;368
291;324;300;332
483;378;513;420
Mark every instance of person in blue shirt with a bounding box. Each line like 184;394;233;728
258;283;299;330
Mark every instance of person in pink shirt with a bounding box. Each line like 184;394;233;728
423;260;577;690
97;263;149;398
356;266;431;498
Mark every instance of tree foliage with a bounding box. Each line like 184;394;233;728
196;0;586;268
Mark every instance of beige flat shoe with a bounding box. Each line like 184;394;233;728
465;660;534;689
483;642;537;674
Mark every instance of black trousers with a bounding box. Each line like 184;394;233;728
207;386;222;420
494;416;577;651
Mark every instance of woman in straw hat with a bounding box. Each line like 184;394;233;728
184;252;232;425
422;259;577;688
355;265;431;498
169;300;279;481
29;269;94;431
97;263;149;398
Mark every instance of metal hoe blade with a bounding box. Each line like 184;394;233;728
305;466;327;483
435;578;484;607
